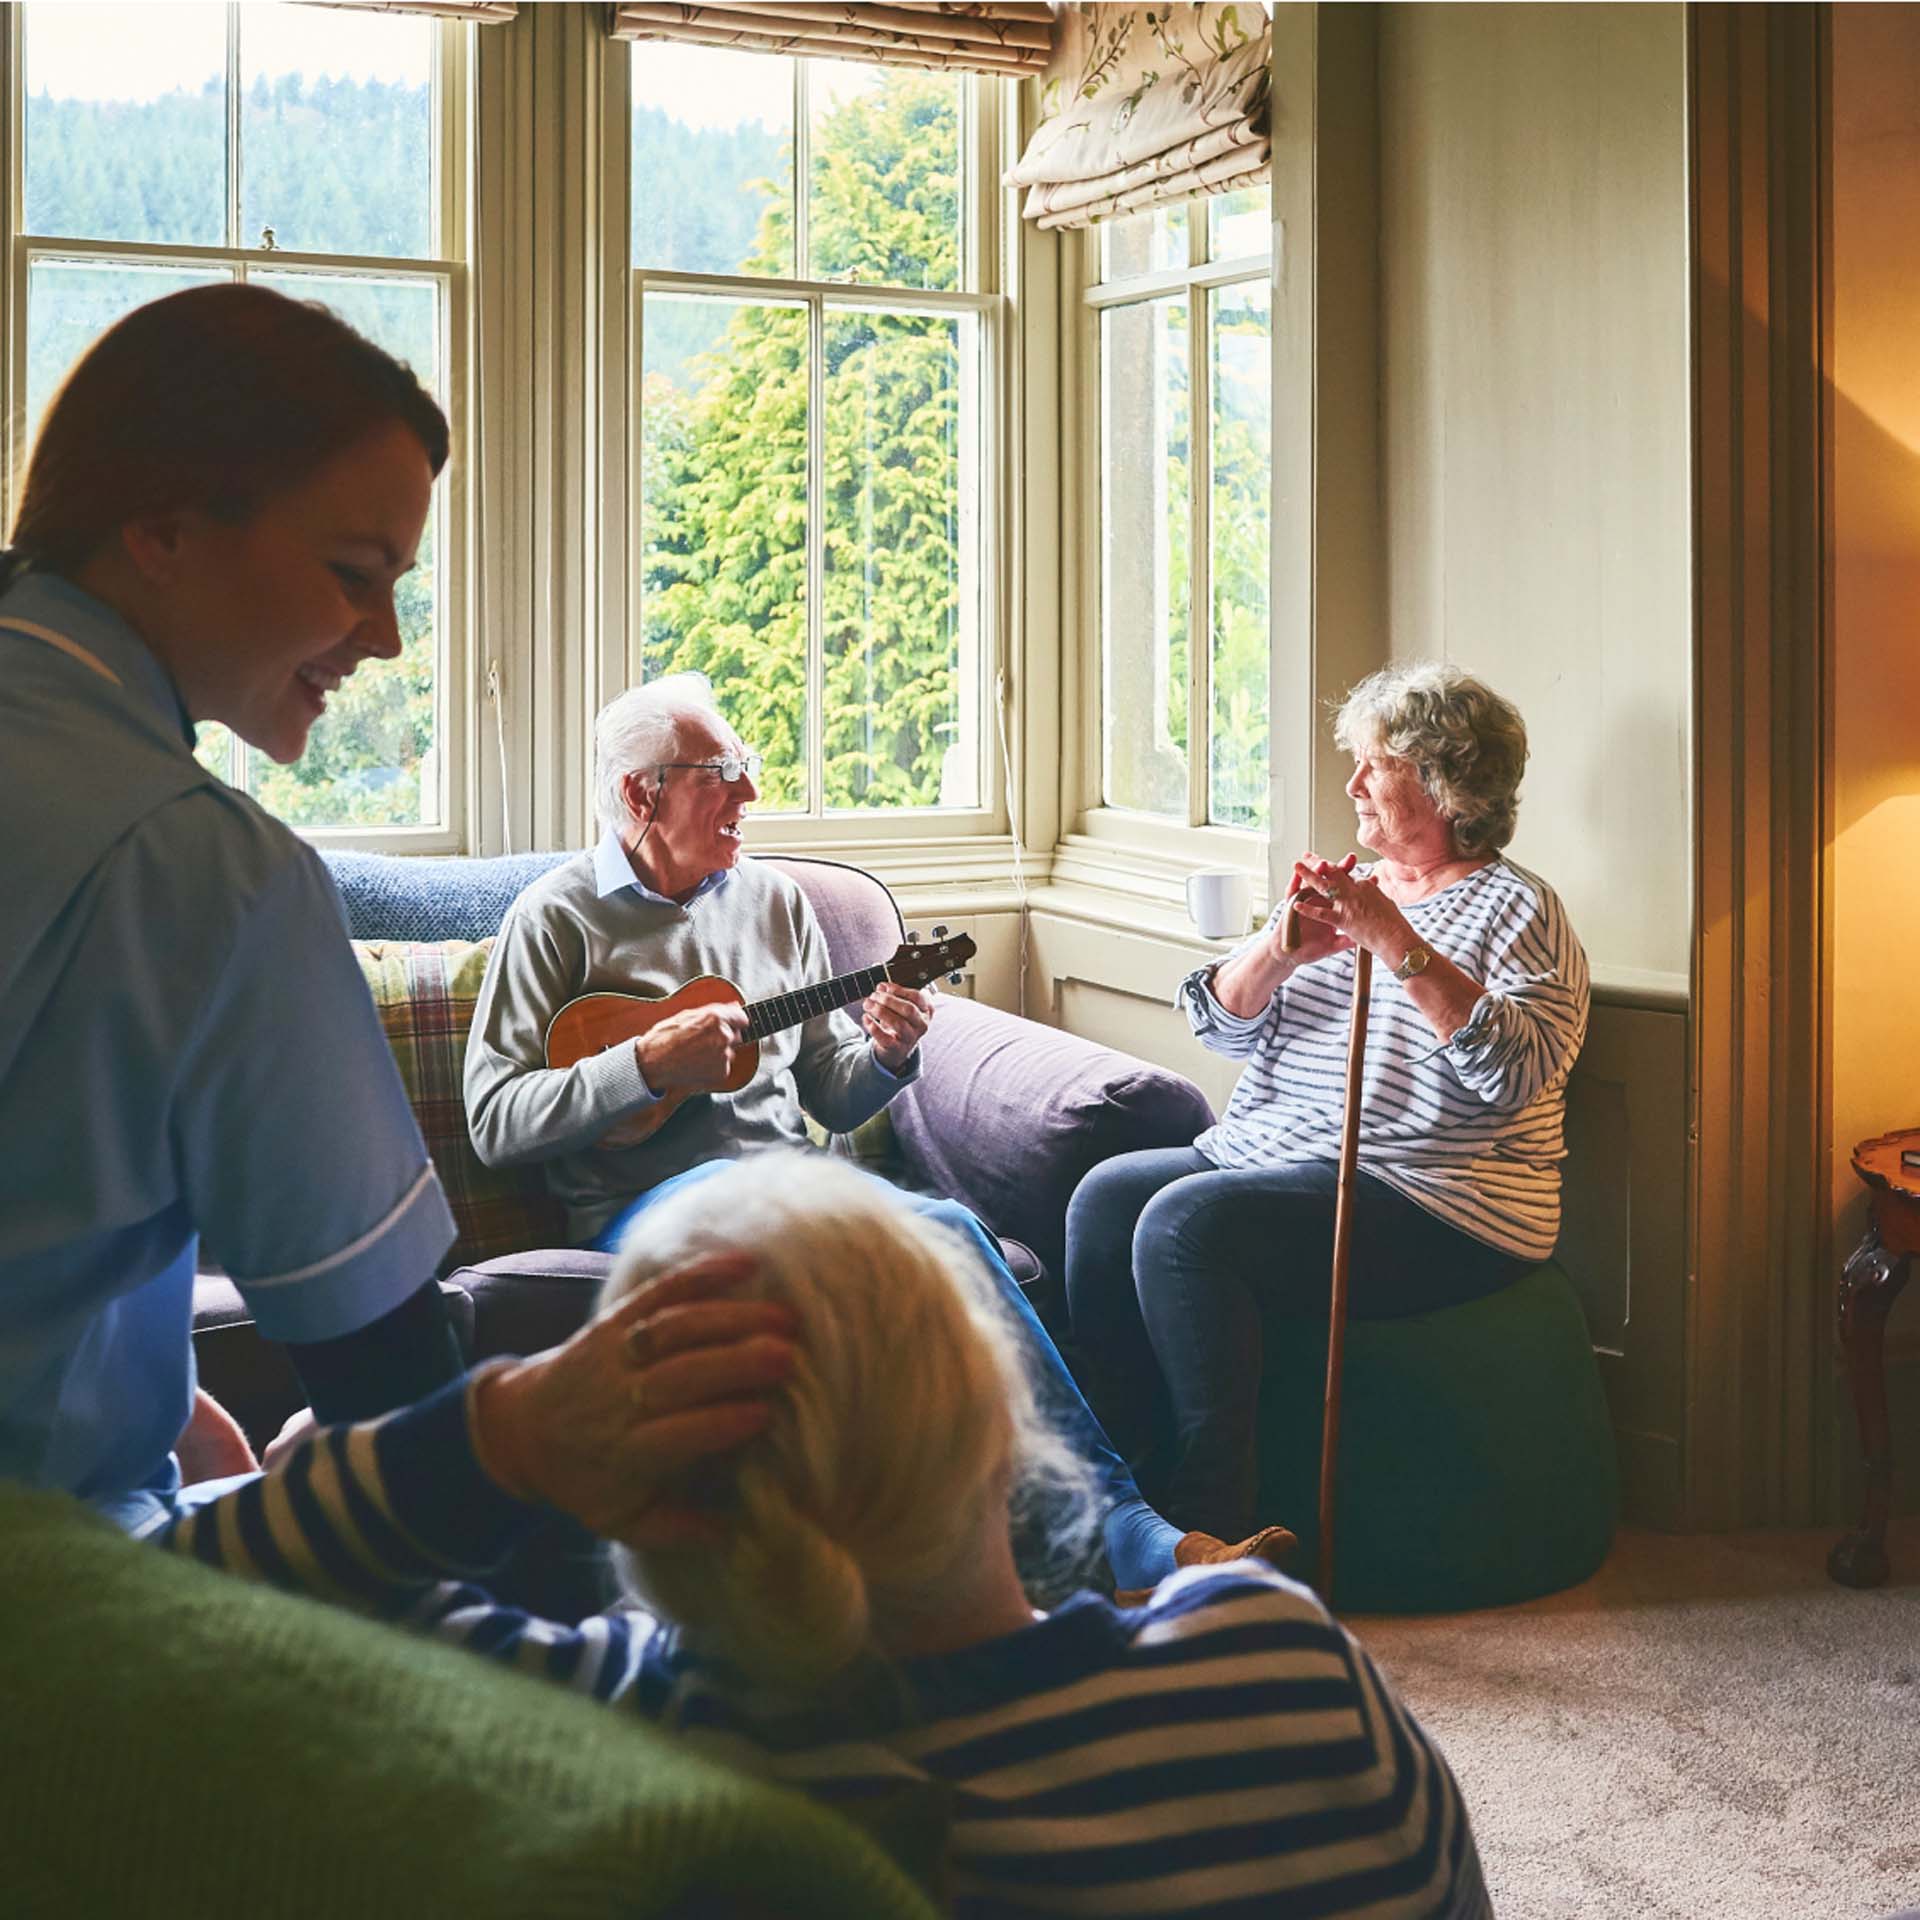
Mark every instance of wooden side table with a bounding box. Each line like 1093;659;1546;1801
1829;1128;1920;1588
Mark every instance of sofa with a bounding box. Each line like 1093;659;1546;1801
193;848;1218;1455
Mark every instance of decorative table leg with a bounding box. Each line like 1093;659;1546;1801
1829;1225;1911;1589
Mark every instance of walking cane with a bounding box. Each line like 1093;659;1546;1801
1279;894;1372;1605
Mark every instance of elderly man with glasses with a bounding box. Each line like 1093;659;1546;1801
464;674;933;1257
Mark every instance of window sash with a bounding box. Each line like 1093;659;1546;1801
2;5;473;855
628;56;1008;829
1081;204;1272;842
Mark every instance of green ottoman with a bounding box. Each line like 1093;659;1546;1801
1256;1260;1617;1613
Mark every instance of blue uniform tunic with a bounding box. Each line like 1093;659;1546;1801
0;572;455;1528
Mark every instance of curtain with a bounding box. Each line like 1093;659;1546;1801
1005;3;1270;230
607;3;1056;78
300;2;518;21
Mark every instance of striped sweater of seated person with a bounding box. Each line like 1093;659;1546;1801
1183;856;1589;1264
158;1377;1493;1920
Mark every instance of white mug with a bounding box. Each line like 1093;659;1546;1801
1186;869;1252;941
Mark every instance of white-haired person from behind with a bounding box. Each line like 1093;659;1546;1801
155;1156;1492;1920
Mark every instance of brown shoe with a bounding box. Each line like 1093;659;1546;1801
1175;1525;1298;1571
1115;1525;1299;1606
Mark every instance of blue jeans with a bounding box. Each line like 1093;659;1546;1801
593;1160;1147;1558
1065;1148;1528;1540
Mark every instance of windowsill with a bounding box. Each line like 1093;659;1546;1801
1025;877;1241;953
1052;824;1272;919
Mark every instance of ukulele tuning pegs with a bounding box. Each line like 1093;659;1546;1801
906;931;920;945
931;923;950;940
948;971;964;986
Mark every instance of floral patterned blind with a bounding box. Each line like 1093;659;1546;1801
607;3;1057;77
1005;2;1271;230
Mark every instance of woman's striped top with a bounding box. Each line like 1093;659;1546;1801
1180;859;1589;1261
158;1378;1493;1920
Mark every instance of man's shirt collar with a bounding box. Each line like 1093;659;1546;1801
593;829;731;908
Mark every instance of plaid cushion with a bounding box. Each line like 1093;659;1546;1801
804;1106;901;1171
354;940;567;1271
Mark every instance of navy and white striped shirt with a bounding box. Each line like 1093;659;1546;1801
1181;860;1589;1261
159;1378;1492;1920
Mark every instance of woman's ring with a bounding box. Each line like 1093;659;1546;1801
630;1373;651;1415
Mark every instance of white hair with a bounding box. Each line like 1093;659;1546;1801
599;1155;1099;1692
1332;662;1529;856
593;673;720;837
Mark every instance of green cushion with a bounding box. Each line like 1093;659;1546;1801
0;1485;942;1920
1256;1261;1618;1614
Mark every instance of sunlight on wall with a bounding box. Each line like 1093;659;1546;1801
1832;6;1920;1245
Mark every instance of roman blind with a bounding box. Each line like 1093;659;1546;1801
301;2;518;21
1006;2;1271;230
606;3;1056;78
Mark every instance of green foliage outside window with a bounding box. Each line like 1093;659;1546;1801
24;72;442;831
640;73;971;813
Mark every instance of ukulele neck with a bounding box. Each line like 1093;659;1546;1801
744;965;890;1042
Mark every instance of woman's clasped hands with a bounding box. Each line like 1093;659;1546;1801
469;1253;796;1547
1281;853;1417;968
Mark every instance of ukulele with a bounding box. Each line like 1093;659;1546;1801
544;928;976;1148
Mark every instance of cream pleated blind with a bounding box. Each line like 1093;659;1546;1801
607;3;1056;78
1006;3;1270;230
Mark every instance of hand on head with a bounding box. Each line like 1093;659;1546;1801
470;1252;796;1546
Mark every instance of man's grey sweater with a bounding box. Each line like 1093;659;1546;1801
464;850;916;1244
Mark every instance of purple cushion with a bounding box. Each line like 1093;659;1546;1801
760;855;904;973
889;996;1215;1279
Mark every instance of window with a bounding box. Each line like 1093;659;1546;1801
1090;188;1272;833
10;1;465;839
630;43;996;820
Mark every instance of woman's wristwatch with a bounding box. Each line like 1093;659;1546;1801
1393;940;1432;982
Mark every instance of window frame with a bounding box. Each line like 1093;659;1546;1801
1065;199;1275;893
0;2;474;856
622;45;1015;851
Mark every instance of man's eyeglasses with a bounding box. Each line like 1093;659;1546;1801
657;752;763;785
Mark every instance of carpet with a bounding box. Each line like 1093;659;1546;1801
1355;1518;1920;1920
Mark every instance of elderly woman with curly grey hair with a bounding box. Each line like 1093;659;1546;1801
1063;663;1591;1545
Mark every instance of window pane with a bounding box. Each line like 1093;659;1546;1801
824;308;977;811
245;271;444;829
808;62;961;293
1208;184;1271;262
1209;282;1271;829
194;722;240;786
1102;297;1189;817
641;292;809;812
241;3;433;259
25;260;232;454
1099;205;1187;282
632;44;793;278
251;269;439;395
24;3;227;247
